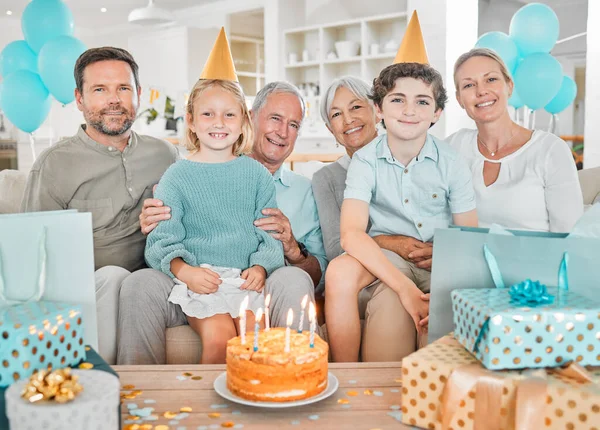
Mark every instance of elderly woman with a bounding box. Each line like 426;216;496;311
449;48;583;232
311;76;428;362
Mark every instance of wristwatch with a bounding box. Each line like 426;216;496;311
297;241;309;258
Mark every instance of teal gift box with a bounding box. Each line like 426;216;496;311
452;246;600;370
0;301;87;387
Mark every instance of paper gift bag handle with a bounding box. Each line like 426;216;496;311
0;227;48;304
482;244;569;291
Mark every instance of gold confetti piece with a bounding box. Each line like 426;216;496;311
208;412;221;418
123;384;135;390
123;394;137;399
78;362;94;369
85;346;91;351
140;425;153;430
191;376;203;380
132;390;143;396
163;411;177;419
337;398;350;404
221;423;235;428
123;425;140;430
364;389;373;395
155;426;170;430
346;390;358;397
394;378;402;383
180;406;192;412
183;372;193;377
126;416;141;421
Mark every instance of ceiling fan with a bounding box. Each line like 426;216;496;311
128;0;175;26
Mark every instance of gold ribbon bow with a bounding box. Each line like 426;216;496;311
21;367;83;404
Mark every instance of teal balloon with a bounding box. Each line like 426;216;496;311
544;76;577;114
21;0;74;53
1;70;51;133
38;36;87;104
0;40;38;77
508;88;524;109
509;3;559;56
513;53;562;110
475;32;519;75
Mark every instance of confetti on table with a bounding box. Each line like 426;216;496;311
394;378;402;383
232;410;242;415
175;413;190;420
164;411;178;419
337;398;350;404
131;408;154;418
221;422;235;428
390;389;400;393
123;394;137;400
183;372;193;377
144;399;157;404
123;384;136;390
140;425;153;430
127;403;139;410
180;406;193;413
123;421;139;426
341;404;352;409
364;389;373;395
387;411;403;422
155;426;170;430
233;425;244;429
373;391;384;397
308;415;320;421
208;412;221;419
346;390;358;396
168;420;179;425
192;376;203;380
126;416;141;421
176;375;188;381
390;405;401;411
348;380;357;384
132;390;143;396
290;421;300;425
78;362;94;369
145;415;158;421
210;404;229;409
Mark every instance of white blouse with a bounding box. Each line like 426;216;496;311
446;128;583;232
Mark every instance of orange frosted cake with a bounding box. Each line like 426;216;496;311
226;327;328;402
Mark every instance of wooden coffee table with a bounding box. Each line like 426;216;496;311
115;362;412;429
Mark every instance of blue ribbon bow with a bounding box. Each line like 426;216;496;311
509;279;554;306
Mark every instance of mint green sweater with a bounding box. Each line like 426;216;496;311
145;156;284;277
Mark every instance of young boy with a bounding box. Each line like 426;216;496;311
325;59;478;362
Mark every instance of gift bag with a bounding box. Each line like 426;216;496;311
0;211;97;348
429;226;600;344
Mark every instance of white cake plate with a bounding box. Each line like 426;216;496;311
213;372;338;408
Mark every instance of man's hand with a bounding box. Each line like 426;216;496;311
408;245;433;271
374;235;433;271
182;266;222;295
254;208;303;261
241;265;267;292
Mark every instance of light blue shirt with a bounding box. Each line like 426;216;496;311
344;133;476;242
273;165;328;289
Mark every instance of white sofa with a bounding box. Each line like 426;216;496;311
3;167;600;363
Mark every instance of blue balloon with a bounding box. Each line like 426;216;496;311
475;32;519;76
508;88;524;109
21;0;74;53
514;53;562;110
1;70;51;133
0;40;38;77
544;76;577;114
509;3;559;56
38;36;87;105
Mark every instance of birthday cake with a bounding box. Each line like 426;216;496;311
226;327;328;402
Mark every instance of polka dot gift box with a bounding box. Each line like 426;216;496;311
452;248;600;370
0;301;87;387
400;334;600;430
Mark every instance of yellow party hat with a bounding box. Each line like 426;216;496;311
199;27;238;81
393;11;429;64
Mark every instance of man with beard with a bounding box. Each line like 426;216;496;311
21;47;178;364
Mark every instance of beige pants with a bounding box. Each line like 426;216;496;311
356;249;431;362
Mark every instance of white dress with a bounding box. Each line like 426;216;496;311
446;128;583;232
168;264;264;319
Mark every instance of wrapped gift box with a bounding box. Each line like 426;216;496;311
401;334;600;430
452;287;600;370
0;301;87;387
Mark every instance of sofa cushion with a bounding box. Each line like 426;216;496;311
165;325;202;364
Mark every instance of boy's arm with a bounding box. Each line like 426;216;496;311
448;152;478;227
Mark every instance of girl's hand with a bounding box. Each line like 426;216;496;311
241;265;267;292
184;267;222;294
398;285;430;334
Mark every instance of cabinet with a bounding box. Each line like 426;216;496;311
231;35;265;98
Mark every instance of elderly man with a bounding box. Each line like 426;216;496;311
117;81;327;364
20;47;179;364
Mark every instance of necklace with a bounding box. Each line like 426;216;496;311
477;128;518;157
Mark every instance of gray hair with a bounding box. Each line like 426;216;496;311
252;81;306;121
453;48;513;91
320;76;373;127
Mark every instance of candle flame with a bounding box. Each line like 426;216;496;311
239;295;249;317
309;302;316;322
256;308;264;323
286;308;294;326
265;294;271;308
301;294;308;309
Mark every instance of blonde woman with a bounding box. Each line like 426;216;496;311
145;79;284;364
449;48;583;232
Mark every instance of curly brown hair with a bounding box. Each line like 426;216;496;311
370;62;448;111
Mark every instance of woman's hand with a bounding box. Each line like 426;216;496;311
241;265;267;292
398;285;430;334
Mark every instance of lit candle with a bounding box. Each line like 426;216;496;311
285;308;293;353
309;302;316;348
239;295;249;345
264;294;271;331
253;308;263;352
297;294;308;333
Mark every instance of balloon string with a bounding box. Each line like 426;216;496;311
29;133;36;162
